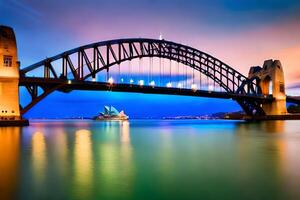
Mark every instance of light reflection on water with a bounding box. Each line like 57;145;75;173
0;127;20;200
32;131;46;186
74;129;93;198
0;120;300;200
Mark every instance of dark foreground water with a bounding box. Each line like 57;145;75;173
1;120;300;200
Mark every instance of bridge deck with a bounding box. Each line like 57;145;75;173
19;77;273;102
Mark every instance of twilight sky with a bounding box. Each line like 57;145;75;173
1;0;300;118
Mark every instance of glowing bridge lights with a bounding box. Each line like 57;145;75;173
121;78;124;82
139;80;144;86
67;80;72;84
191;84;197;91
92;78;96;82
177;83;183;88
150;81;155;87
166;82;172;88
108;77;114;85
130;79;134;84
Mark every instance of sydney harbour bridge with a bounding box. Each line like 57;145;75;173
0;25;300;125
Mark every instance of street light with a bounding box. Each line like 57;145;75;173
108;77;114;85
139;80;144;86
150;81;155;87
191;83;197;91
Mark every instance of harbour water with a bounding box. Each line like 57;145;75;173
1;120;300;200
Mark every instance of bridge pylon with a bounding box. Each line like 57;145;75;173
249;59;287;115
0;25;28;126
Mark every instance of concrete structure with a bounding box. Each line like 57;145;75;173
249;60;287;115
0;26;27;125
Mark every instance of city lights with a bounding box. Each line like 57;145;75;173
130;79;134;84
191;84;197;91
177;83;183;88
139;80;144;86
150;81;155;87
166;82;172;88
108;77;114;85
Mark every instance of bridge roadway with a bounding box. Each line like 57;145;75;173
19;77;274;102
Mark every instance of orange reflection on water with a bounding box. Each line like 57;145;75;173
74;129;93;197
32;131;47;184
119;121;133;194
261;121;286;164
52;127;68;176
120;121;130;143
272;121;286;162
120;121;132;170
279;121;300;197
0;127;20;200
236;120;300;195
263;120;285;134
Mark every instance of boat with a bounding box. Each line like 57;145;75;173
94;106;129;120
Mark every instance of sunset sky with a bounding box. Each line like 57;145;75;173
1;0;300;118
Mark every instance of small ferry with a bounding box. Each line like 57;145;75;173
94;106;129;120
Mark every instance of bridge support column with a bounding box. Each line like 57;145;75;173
249;59;287;116
0;25;28;126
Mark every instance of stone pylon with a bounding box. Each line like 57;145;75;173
249;59;287;115
0;25;21;120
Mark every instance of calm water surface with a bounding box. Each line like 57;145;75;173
1;120;300;200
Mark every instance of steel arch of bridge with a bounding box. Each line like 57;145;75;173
19;38;266;115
